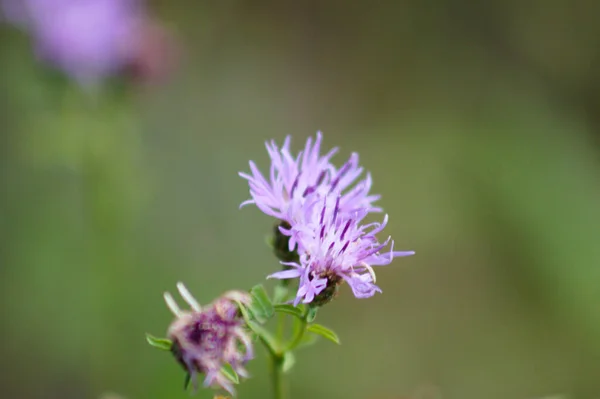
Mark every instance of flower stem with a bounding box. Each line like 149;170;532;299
268;309;308;399
269;353;287;399
285;309;308;351
271;287;290;399
276;311;286;341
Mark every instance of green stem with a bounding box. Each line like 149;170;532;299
254;327;287;399
257;335;278;358
285;309;308;352
271;285;290;399
269;353;287;399
276;311;286;341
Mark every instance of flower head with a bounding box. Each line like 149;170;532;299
241;132;414;306
164;283;253;396
268;194;415;306
3;0;147;85
239;132;381;227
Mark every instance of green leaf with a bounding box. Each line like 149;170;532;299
250;284;274;321
234;300;252;323
247;307;268;324
281;351;296;373
221;363;240;384
307;324;340;344
306;306;318;322
274;304;304;320
145;333;172;351
183;373;191;390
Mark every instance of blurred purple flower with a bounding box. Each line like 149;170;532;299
2;0;145;85
164;283;253;395
239;131;381;235
268;194;414;305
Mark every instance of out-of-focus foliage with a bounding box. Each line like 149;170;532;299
2;1;600;399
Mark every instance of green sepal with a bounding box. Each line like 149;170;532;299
306;306;318;322
281;351;296;373
221;363;240;384
183;373;191;390
307;324;340;344
145;333;173;351
273;304;304;320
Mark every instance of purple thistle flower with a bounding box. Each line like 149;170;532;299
239;132;382;230
268;194;415;306
2;0;145;85
164;283;253;396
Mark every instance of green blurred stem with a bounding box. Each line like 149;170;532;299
269;353;287;399
268;308;308;399
285;309;308;351
276;311;286;339
274;285;290;340
255;325;288;399
270;284;291;399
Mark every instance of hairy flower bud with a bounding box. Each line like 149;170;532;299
164;283;253;395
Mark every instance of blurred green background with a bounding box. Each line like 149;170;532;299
2;1;600;398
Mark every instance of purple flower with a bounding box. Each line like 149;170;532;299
3;0;144;85
239;132;382;230
240;133;414;305
164;283;253;396
268;194;415;305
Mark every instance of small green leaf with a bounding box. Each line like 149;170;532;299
250;284;274;319
281;351;296;373
234;300;252;323
145;333;172;351
306;306;318;322
221;363;240;384
274;304;304;319
247;307;268;324
183;373;191;390
307;324;340;344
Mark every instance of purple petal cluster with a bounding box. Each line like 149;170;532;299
240;132;414;306
239;132;381;224
2;0;144;85
164;283;253;395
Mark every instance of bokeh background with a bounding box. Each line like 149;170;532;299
2;1;600;398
